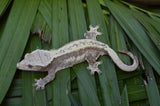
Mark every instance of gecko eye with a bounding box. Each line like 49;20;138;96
28;64;33;68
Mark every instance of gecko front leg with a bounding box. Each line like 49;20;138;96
33;71;56;90
84;25;102;40
85;52;103;75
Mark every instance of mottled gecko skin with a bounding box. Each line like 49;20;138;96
17;25;139;90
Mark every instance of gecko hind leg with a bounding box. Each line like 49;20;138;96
87;61;103;75
33;71;55;90
85;52;103;75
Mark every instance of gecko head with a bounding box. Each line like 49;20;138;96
17;54;42;71
17;49;52;71
17;59;42;71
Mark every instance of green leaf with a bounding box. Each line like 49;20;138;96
126;76;147;102
107;15;143;80
1;0;160;105
0;0;40;103
120;85;129;106
2;98;22;106
39;0;52;29
4;79;22;98
143;58;160;106
109;15;131;105
0;0;12;17
68;0;100;105
51;0;71;105
105;1;160;75
130;100;149;106
86;0;121;105
22;35;47;106
131;9;160;51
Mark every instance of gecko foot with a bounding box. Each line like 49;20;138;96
87;61;103;75
84;25;102;40
90;69;102;75
33;78;46;90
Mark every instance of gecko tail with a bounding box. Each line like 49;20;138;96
106;48;139;72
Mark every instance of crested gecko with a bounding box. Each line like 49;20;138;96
17;25;139;90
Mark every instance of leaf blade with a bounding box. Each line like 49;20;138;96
105;1;160;75
51;0;70;105
68;0;101;105
86;0;121;105
0;0;40;103
0;0;12;17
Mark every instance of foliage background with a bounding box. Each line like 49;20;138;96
0;0;160;105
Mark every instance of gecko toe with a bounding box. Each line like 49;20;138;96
97;61;103;65
36;86;40;90
41;86;45;90
87;66;91;70
32;83;37;87
34;79;39;81
97;70;102;75
90;71;95;75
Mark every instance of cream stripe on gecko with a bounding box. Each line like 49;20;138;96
17;25;139;90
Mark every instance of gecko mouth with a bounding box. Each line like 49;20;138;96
17;62;22;69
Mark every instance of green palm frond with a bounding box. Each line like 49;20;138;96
0;0;160;105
